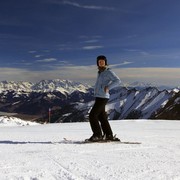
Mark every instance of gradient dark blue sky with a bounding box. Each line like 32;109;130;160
0;0;180;86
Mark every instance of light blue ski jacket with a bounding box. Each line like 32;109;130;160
94;68;121;99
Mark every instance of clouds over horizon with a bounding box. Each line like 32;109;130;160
0;66;179;87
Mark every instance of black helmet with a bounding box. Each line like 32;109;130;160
96;55;107;66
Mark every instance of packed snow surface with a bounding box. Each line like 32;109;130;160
0;120;180;180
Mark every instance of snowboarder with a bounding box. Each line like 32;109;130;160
86;55;121;142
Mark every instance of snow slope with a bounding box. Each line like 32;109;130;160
0;116;38;127
0;120;180;180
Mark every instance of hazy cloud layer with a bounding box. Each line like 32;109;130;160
0;66;179;87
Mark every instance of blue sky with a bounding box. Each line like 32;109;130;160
0;0;180;87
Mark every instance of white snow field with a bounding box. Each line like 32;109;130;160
0;119;180;180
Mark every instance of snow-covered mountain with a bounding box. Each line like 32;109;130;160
32;79;90;94
110;87;179;119
0;79;179;122
107;87;180;120
0;79;90;94
59;87;180;122
0;79;93;121
0;80;33;92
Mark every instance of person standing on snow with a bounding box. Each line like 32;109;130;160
86;55;121;142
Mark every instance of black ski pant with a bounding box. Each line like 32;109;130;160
89;97;113;137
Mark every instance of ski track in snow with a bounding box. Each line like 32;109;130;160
0;120;180;180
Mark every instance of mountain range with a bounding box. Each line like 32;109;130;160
0;79;90;94
0;79;179;122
